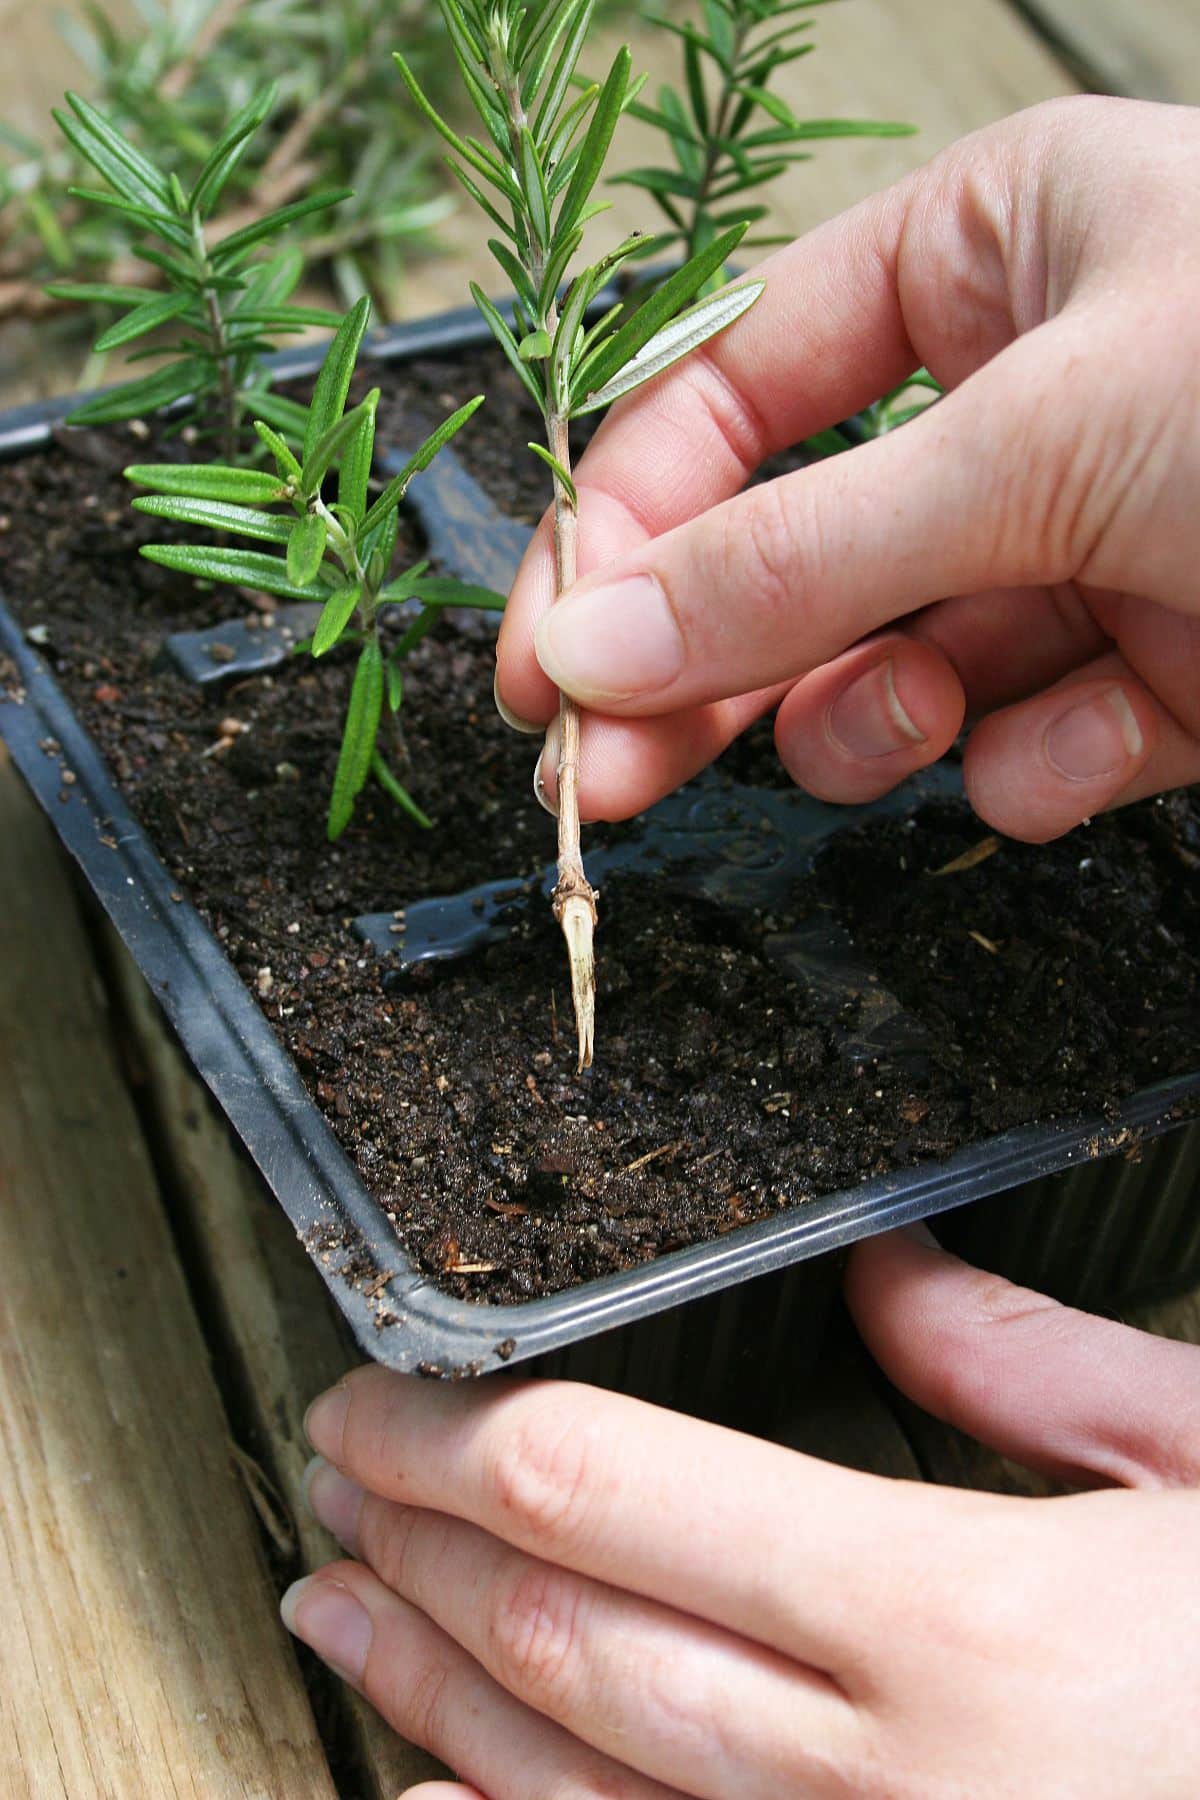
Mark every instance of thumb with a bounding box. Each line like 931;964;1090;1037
845;1225;1200;1490
532;313;1109;716
401;1789;488;1799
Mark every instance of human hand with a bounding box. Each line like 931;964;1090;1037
283;1228;1200;1798
496;96;1200;843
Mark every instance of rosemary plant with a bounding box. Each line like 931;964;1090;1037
397;1;765;1069
622;0;914;274
46;86;349;461
126;297;505;838
2;0;639;328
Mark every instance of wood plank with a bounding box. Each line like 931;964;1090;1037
1012;1;1200;104
0;747;337;1800
100;921;445;1799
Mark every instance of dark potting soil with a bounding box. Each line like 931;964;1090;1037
3;340;1200;1303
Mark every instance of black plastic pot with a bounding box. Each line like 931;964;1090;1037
2;307;1198;1427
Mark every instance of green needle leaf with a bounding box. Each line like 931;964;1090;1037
519;127;551;248
139;543;333;602
45;282;159;308
55;91;172;211
66;358;205;427
254;421;304;485
379;574;507;611
312;583;363;656
301;397;376;500
519;328;552;362
93;291;195;353
252;392;313;447
338;388;379;525
287;512;329;586
360;395;485;538
212;190;354;269
469;284;544;410
372;751;434;830
190;83;278;216
328;640;384;840
132;496;292;544
62;187;193;247
527;442;577;506
569;221;748;403
304;296;371;463
573;278;764;414
125;464;289;504
555;44;631;236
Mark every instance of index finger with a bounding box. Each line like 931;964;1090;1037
304;1366;987;1674
496;177;922;725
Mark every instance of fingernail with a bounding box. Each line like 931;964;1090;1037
281;1576;372;1684
1045;686;1142;781
304;1381;350;1459
494;669;542;736
902;1220;941;1249
303;1454;365;1552
533;717;559;817
827;659;926;760
535;575;683;700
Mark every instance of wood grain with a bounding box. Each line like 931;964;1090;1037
0;747;337;1800
1014;0;1200;103
101;923;445;1798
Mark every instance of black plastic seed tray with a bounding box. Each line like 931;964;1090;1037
2;307;1198;1417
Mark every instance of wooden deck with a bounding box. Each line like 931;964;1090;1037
2;3;1199;1792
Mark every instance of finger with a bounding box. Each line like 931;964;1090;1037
962;648;1200;841
847;1227;1200;1488
303;1369;934;1671
401;1788;487;1800
907;584;1111;718
772;633;965;804
529;314;1117;718
535;685;789;821
305;1463;855;1800
498;93;1067;731
497;168;929;726
281;1562;685;1800
400;1789;487;1800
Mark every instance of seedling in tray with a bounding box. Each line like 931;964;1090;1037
46;85;350;463
126;295;505;838
621;0;914;276
396;0;766;1070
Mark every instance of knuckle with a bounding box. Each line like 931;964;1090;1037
400;1657;454;1758
490;1557;587;1714
356;1497;424;1593
338;1365;403;1478
545;1764;648;1800
918;1270;1061;1420
724;477;804;628
484;1398;599;1553
681;348;772;478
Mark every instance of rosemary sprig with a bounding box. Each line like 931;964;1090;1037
397;0;766;1069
